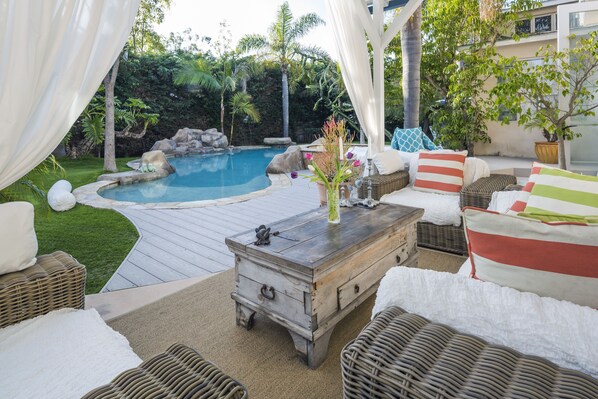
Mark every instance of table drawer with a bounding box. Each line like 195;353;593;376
337;244;413;311
235;258;313;329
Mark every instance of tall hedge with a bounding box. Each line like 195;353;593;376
108;53;331;156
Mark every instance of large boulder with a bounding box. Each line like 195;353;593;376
212;135;229;148
264;137;292;146
205;128;218;134
266;146;305;174
150;139;176;153
140;150;176;174
172;128;191;143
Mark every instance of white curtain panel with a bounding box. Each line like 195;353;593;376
326;0;384;156
0;0;140;190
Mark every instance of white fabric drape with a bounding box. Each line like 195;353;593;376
326;0;384;156
0;0;140;190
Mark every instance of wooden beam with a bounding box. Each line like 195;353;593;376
381;0;424;48
356;0;381;49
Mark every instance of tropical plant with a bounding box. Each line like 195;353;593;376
238;1;326;138
229;92;261;146
70;92;158;159
492;31;598;169
0;156;64;207
395;0;539;152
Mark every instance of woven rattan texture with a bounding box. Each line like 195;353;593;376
342;307;598;399
0;251;85;328
417;222;467;255
461;174;517;209
359;171;410;201
83;344;248;399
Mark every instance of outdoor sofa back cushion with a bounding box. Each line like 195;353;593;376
463;207;598;308
413;150;467;195
408;153;488;188
372;149;405;175
524;167;598;216
391;127;425;152
0;201;38;274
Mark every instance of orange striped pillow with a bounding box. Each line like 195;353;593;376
463;207;598;308
413;151;467;195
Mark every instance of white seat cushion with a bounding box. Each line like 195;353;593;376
381;187;462;226
373;267;598;377
0;308;141;399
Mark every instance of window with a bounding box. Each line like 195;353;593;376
535;15;553;32
513;14;556;36
497;69;517;122
516;19;532;34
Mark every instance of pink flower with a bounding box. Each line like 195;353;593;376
290;171;298;179
353;160;361;167
305;153;313;161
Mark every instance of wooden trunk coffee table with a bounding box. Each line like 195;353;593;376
225;204;423;369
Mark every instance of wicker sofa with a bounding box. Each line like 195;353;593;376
360;171;516;254
0;251;248;399
342;306;598;399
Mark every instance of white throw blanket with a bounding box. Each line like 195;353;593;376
373;267;598;377
0;308;142;399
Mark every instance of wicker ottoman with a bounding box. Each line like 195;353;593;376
358;170;410;200
341;307;597;399
83;344;248;399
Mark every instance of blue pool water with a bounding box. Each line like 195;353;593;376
100;148;284;203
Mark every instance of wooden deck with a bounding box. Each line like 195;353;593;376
103;175;320;292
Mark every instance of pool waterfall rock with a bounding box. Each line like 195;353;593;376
266;146;305;174
150;127;228;156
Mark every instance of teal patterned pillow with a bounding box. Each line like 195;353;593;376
422;133;441;150
391;127;425;152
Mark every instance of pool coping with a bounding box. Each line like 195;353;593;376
73;173;292;210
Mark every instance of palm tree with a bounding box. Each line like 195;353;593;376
229;92;261;145
401;6;422;129
174;57;231;135
238;1;325;138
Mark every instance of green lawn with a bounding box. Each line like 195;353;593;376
34;157;139;294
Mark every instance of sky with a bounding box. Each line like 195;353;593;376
155;0;338;58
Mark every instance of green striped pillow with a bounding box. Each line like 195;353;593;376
516;212;598;224
524;168;598;216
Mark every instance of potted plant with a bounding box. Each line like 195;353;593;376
493;31;598;169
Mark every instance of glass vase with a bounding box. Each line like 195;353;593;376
327;187;341;224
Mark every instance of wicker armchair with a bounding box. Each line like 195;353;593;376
0;251;248;399
365;173;517;255
0;251;85;329
342;306;598;399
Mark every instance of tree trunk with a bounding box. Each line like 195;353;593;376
401;6;422;129
558;136;567;170
103;57;120;173
282;67;289;138
230;115;235;146
220;92;225;135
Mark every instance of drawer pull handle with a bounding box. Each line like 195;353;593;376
354;284;360;294
260;285;276;300
396;255;402;264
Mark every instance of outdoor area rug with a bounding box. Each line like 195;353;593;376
109;249;465;399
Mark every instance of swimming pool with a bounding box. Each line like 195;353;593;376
100;148;285;203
